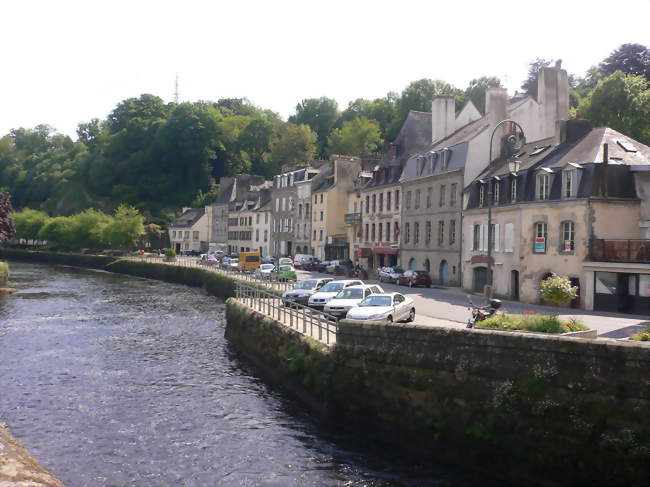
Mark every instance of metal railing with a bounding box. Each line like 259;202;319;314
234;281;338;345
127;255;295;292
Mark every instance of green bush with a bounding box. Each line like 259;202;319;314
476;313;588;333
0;261;8;285
539;274;578;307
630;326;650;341
165;248;176;258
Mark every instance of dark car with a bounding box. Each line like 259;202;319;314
398;270;432;288
302;258;321;271
378;266;404;283
314;260;330;273
282;278;334;307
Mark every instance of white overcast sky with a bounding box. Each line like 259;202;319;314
2;0;649;139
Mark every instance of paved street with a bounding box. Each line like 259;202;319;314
295;269;650;338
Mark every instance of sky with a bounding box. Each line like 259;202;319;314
1;0;649;139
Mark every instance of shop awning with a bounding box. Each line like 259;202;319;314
372;247;398;255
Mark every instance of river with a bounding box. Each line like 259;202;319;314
0;261;487;486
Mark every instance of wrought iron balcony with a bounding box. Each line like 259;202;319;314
590;239;650;263
345;213;362;225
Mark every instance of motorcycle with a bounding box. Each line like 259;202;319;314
466;298;502;328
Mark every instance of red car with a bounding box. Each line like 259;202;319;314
398;270;432;288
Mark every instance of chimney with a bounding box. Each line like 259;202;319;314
387;142;398;161
431;96;455;143
537;65;569;139
486;87;508;162
603;143;609;198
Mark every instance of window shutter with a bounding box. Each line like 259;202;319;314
494;224;500;251
480;224;487;251
505;223;514;252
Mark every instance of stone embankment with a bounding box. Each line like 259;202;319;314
0;424;64;487
226;297;650;487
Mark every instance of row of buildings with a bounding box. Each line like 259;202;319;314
169;63;650;315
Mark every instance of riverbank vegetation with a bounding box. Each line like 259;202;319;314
0;44;646;223
475;313;588;334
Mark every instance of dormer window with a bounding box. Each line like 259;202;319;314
430;152;438;172
440;148;451;170
536;172;550;200
563;168;577;198
510;176;517;203
479;184;485;207
493;181;500;205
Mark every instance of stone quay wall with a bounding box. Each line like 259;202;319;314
225;298;650;487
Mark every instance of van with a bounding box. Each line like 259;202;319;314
239;251;261;272
293;254;315;269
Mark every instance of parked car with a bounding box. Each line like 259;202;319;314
398;270;432;288
302;258;321;271
313;260;330;273
220;256;231;269
278;257;293;266
255;263;276;279
293;254;316;269
326;260;353;275
227;259;240;271
282;278;334;306
273;264;297;282
262;256;276;264
378;266;404;283
324;284;384;319
346;292;415;323
307;279;364;310
200;254;218;265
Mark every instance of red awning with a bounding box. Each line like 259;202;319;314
372;248;398;255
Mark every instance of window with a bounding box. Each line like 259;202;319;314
504;223;515;252
298;204;302;217
378;223;383;241
438;220;444;245
404;222;410;243
449;220;456;245
184;231;190;238
320;229;323;241
414;189;420;209
379;193;383;212
493;181;499;205
193;231;199;240
534;222;548;253
387;191;392;211
256;229;259;241
537;173;550;200
479;184;485;207
314;195;317;204
314;229;317;240
425;221;431;244
563;169;577;198
366;195;370;213
395;190;400;210
305;203;310;217
288;197;293;210
365;224;369;241
320;194;323;204
265;212;268;223
406;191;412;210
473;224;480;250
371;223;376;241
426;187;432;208
561;221;575;252
282;197;286;211
394;221;399;241
489;223;499;251
372;194;377;212
439;185;446;207
386;222;390;241
256;214;260;224
172;230;176;238
414;222;419;245
450;183;457;206
320;211;323;221
510;177;517;203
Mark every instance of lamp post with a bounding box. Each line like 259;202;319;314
486;119;526;298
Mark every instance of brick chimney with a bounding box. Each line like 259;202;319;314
431;96;455;143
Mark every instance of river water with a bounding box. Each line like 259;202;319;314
0;262;486;486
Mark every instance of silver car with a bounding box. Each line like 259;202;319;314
282;278;334;306
346;293;415;323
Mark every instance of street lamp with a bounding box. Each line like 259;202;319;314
486;119;526;298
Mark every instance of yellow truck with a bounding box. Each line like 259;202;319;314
238;251;261;272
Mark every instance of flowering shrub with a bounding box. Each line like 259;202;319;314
539;274;578;307
476;313;588;333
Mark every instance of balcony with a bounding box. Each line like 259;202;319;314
591;239;650;263
345;213;362;224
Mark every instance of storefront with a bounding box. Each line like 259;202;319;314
584;262;650;314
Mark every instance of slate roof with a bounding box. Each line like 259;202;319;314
311;164;334;192
170;208;205;228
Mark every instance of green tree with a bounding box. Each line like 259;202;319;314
289;97;339;157
328;116;382;157
68;208;111;247
101;204;145;248
38;216;75;246
0;192;15;244
600;43;650;81
463;76;501;114
268;123;317;171
339;95;398;140
12;208;49;240
579;71;650;144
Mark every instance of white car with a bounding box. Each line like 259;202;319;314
307;279;364;310
324;284;384;319
227;260;239;271
346;292;415;323
278;257;293;266
255;263;275;279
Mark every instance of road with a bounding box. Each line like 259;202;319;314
295;268;650;339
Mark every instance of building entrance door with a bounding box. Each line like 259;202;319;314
473;267;487;293
511;270;519;300
439;260;449;285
